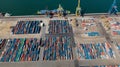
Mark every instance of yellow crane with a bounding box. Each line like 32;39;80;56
57;4;64;17
57;4;64;12
76;0;81;16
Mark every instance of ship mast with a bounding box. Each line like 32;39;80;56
76;0;81;16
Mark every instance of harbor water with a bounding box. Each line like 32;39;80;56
0;0;120;16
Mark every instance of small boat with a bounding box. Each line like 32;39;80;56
4;13;11;17
0;12;11;17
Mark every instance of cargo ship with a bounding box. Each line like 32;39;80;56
0;0;120;67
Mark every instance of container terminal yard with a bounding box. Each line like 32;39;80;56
0;14;120;67
1;0;120;67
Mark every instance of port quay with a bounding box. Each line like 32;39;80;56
0;13;120;67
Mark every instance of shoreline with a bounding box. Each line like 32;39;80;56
2;13;120;18
0;12;120;18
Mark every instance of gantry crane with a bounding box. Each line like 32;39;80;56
57;4;64;17
108;0;118;15
76;0;81;16
57;4;64;12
